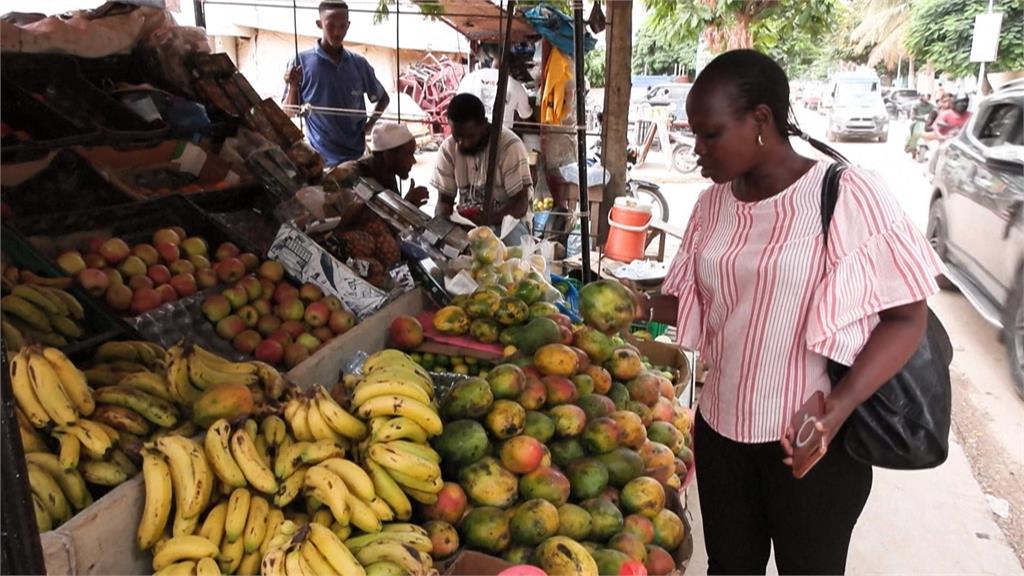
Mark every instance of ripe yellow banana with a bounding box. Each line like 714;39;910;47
260;507;286;556
303;466;351;526
195;556;222;576
204;419;247;488
344;530;433;554
198;501;228;548
171;504;200;537
284;546;308;576
164;347;202;405
307;523;366;576
55;421;112;459
92;404;151;436
344;490;383;533
138;449;173;550
371;417;429;444
118;371;174;403
274;440;342;480
382;440;441;464
366;460;412;521
219;531;245;574
331;522;352;542
313;387;368;440
25;452;92;511
352;378;431;408
402;486;440;505
27;349;77;426
363;350;428;378
260;415;288;447
301;539;340;576
319;458;375;501
188;352;258;390
192;343;258;375
273;467;307;508
382;466;443;494
355;396;441;437
55;430;81;470
151;535;220;572
354;540;430;576
306;399;342;443
261;547;287;576
155;436;202;518
93;385;178;428
237;551;261;576
41;347;95;416
242;496;270;554
153;560;196;576
230;429;278;494
286;398;315;442
312;508;334;527
10;350;50;428
79;458;130;486
225;487;252;543
32;494;53;533
367;444;441;484
381;523;429;537
251;360;288;400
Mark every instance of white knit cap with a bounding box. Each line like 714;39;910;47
370;122;415;152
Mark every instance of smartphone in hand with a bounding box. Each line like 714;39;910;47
791;391;828;479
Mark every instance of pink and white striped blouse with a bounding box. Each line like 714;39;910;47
664;161;944;443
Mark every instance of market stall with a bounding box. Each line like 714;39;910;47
1;2;698;575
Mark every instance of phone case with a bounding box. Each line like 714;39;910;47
792;391;828;479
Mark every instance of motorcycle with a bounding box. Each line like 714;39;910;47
669;121;699;174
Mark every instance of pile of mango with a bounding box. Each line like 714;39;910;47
407;352;495;377
422;332;694;576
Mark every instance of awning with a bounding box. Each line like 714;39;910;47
413;0;537;42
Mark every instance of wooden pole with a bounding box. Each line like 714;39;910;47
482;0;517;223
574;0;592;282
600;0;632;243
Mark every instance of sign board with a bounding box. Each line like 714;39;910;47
970;12;1003;63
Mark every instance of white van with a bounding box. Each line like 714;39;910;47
822;70;882;111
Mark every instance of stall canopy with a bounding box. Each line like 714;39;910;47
412;0;537;42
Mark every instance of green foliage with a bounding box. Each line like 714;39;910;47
373;0;444;24
585;47;606;88
631;19;697;76
907;0;1024;78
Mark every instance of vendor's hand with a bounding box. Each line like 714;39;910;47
405;179;430;208
284;65;302;87
780;395;855;468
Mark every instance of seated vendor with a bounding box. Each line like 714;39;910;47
431;94;534;247
328;122;429;206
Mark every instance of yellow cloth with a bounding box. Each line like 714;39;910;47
541;48;573;125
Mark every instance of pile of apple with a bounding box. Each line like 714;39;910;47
200;264;357;369
56;227;261;316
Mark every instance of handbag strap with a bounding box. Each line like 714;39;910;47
820;162;848;251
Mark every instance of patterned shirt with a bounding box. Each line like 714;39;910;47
664;161;944;443
430;127;533;215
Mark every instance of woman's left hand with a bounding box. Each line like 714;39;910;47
780;394;855;468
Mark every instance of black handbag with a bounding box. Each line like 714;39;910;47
820;162;953;469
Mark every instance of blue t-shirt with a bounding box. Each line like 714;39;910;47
288;43;387;166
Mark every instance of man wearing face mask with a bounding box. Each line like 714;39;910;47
431;94;534;247
283;1;390;167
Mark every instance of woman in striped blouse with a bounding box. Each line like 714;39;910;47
635;50;943;574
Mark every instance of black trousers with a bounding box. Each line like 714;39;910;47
695;410;872;575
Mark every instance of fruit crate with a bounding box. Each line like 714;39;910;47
1;225;140;358
630;320;669;339
0;78;99;157
1;148;136;219
187;185;287;256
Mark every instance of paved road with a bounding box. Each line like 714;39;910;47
646;106;1024;570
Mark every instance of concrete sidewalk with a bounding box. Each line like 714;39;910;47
684;434;1023;574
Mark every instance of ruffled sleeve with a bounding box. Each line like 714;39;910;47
806;167;945;365
663;195;705;350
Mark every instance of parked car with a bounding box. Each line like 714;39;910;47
929;80;1024;395
826;91;889;142
885;88;920;118
822;70;881;111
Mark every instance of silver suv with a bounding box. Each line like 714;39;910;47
928;80;1024;395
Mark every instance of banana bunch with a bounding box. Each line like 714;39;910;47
262;521;374;576
349;350;445;507
11;345;94;428
2;284;85;350
24;452;94;533
302;456;400;533
282;385;367;444
344;523;435;574
164;342;287;407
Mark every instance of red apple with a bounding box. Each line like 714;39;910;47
153;228;181;245
330;310;358;335
237;305;260;328
254;339;284;365
156;241;180;263
252;299;273;316
215;258;245;284
148;264;171;286
216;315;246;340
156;283;179;304
239;253;260;273
84;253;108;269
202;295;232;322
100;238;131;264
131;244;160;266
232;330;262;354
103;268;124;286
283;343;310;368
322;296;343;312
257;314;282;336
170;226;188;243
276;297;305;322
57;251;87;276
280;320;306;339
105;284;133;311
239;276;263;301
118;255;148;278
222;286;249;310
267;330;294;346
272;283;299;304
86;237;108;255
259;279;276;299
188;254;212;269
130;287;163;315
78;268;110;298
128;275;155;291
214;242;240;262
296;333;322;351
169;273;197;298
169;259;196;276
196;267;218;289
312;326;335;343
258;260;285;282
298;283;324;303
180;237;208;257
304;301;330;327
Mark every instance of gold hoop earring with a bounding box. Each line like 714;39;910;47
758;133;765;147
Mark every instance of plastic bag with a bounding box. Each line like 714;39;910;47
468;226;506;266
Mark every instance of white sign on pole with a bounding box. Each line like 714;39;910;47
970;12;1003;63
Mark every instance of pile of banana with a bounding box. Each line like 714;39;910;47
346;350;445;507
263;521;435;576
2;283;86;351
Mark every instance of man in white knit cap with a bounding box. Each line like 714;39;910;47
329;122;429;206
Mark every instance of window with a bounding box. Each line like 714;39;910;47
975;103;1022;147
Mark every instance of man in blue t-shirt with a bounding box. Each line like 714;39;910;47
283;1;390;167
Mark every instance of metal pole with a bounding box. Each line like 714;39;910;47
573;0;592;284
396;1;402;122
482;0;516;223
0;352;46;575
193;0;206;27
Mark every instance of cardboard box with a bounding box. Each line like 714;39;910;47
267;223;389;320
442;550;511;576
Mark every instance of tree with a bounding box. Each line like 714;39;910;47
643;0;840;53
585;47;606;87
847;0;911;67
907;0;1024;78
631;19;697;77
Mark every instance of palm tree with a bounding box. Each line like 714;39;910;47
848;0;912;68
